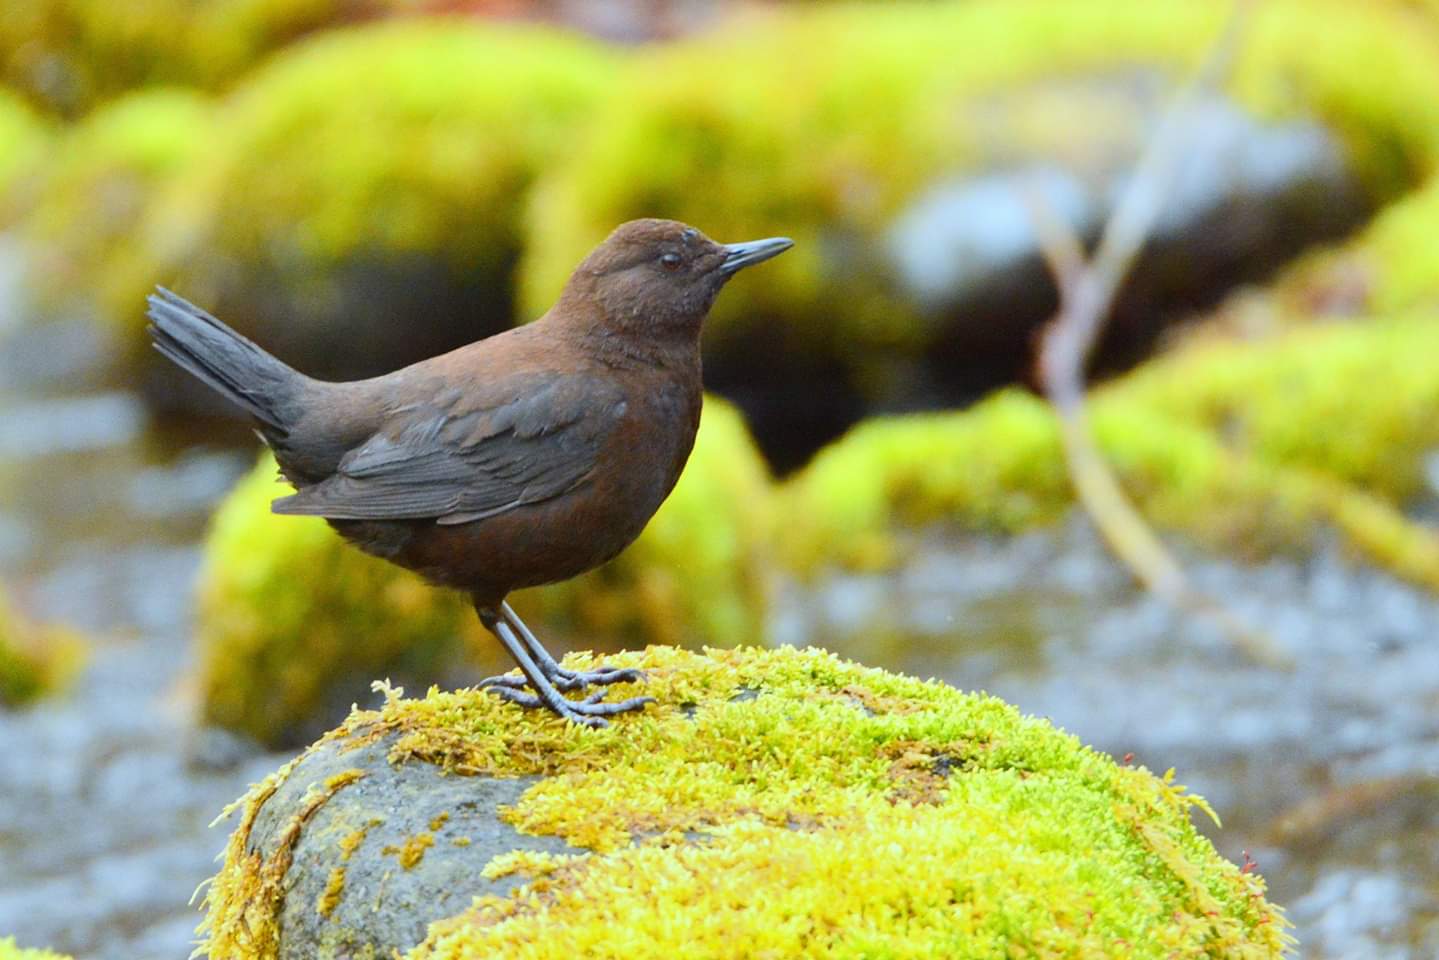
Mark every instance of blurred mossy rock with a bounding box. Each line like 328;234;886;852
0;937;70;960
105;19;617;412
0;587;86;708
0;90;51;213
7;88;211;322
0;0;396;119
196;397;774;749
520;0;1439;469
780;315;1439;591
1272;171;1439;319
199;645;1291;959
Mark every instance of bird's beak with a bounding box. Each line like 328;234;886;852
719;237;794;275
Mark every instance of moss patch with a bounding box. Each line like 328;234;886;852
11;88;211;320
199;646;1289;959
110;19;616;380
194;451;484;748
0;89;50;217
0;0;391;118
0;588;86;708
196;397;772;748
782;315;1439;590
519;0;1439;407
0;938;71;960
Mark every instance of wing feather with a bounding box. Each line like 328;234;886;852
271;375;620;523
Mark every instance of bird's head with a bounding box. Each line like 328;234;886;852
558;218;792;346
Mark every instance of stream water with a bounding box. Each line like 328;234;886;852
0;311;1435;958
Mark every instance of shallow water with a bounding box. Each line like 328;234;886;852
1;317;1436;958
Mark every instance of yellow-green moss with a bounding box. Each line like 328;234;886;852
107;20;616;357
0;937;71;960
1278;172;1439;316
0;0;391;117
12;88;211;316
201;646;1290;959
0;589;86;708
1118;317;1439;502
382;832;434;871
520;0;1439;398
196;397;772;747
195;452;483;747
782;315;1439;589
0;90;51;216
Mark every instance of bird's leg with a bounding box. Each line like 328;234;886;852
475;604;652;728
494;601;645;691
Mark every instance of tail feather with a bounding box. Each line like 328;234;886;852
146;287;298;435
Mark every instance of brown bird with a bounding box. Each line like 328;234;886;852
147;219;792;726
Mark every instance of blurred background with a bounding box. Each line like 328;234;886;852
1;0;1438;956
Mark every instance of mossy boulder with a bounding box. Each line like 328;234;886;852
199;646;1290;959
195;398;773;748
1274;173;1439;318
519;0;1439;466
0;937;70;960
0;0;390;118
9;88;211;319
0;588;85;707
110;19;616;406
781;315;1439;591
0;89;51;217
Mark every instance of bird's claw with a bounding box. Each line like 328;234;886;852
485;684;655;728
479;664;645;693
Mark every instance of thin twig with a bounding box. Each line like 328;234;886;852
1029;0;1292;668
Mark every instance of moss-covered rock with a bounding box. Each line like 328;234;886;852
519;0;1439;464
1274;172;1439;318
0;937;71;960
10;88;211;318
0;0;391;118
198;645;1290;959
195;398;772;748
782;315;1439;591
0;89;51;216
0;588;85;707
110;20;616;398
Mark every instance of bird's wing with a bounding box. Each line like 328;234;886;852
270;374;624;524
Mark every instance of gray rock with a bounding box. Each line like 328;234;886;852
244;732;581;960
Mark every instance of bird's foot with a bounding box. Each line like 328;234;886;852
486;685;655;728
480;663;645;693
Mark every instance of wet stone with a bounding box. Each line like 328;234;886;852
242;733;580;960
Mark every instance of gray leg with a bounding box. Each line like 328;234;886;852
475;604;652;727
481;601;645;692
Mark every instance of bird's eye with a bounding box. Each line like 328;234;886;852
659;252;682;270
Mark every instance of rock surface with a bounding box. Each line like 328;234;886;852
200;646;1289;959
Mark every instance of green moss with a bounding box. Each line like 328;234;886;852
0;89;51;216
520;0;1439;401
782;316;1439;590
1117;317;1439;503
0;588;86;708
0;938;71;960
108;20;616;371
12;88;211;317
1279;173;1439;316
196;397;773;747
0;0;390;118
195;454;482;748
200;646;1290;959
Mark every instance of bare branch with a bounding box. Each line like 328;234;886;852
1029;0;1291;668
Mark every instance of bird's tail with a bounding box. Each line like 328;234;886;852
146;287;301;436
